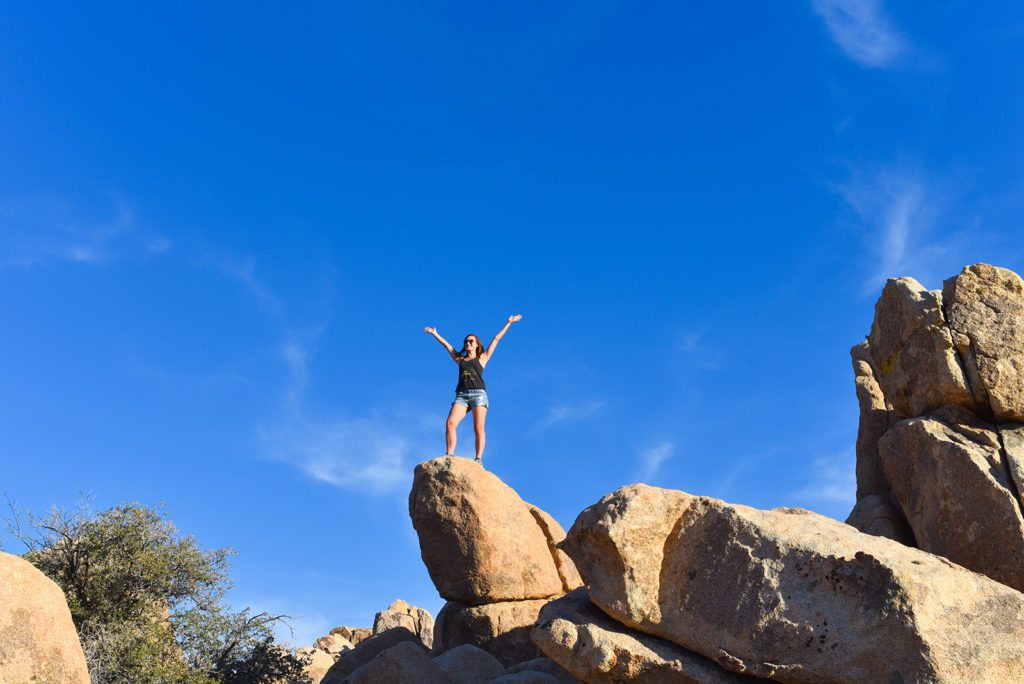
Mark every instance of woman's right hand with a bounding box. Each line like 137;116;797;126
424;326;437;334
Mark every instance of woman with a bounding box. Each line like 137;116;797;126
423;314;523;463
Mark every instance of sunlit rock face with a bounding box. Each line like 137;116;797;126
0;552;91;684
560;483;1024;684
408;456;582;667
847;263;1024;593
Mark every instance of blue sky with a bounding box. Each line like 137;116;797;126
3;1;1024;645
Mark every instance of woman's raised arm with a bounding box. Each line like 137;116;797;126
424;327;461;362
481;314;522;366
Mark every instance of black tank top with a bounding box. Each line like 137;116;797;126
456;357;486;392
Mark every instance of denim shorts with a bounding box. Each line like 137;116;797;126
453;389;489;409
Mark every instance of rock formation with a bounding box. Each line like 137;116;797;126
315;262;1024;683
410;456;582;666
847;263;1024;593
561;483;1024;683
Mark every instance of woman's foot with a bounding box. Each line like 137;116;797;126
474;456;482;463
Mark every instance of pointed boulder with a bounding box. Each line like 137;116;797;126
409;457;577;604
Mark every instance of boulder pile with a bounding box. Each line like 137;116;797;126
308;262;1024;683
409;457;582;666
846;263;1024;592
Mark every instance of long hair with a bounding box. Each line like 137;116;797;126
459;334;486;359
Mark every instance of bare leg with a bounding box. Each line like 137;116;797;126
472;406;487;461
445;404;468;456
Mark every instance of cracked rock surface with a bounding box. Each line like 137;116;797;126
561;484;1024;684
848;263;1024;591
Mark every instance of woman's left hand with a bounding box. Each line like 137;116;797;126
508;314;523;323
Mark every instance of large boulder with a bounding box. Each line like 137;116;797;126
879;409;1024;592
321;627;424;684
942;263;1024;421
345;640;450;684
0;552;90;684
533;588;752;683
433;599;548;666
563;484;1024;683
373;598;434;648
410;457;579;604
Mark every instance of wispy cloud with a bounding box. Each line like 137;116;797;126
673;327;722;371
812;0;908;68
531;399;606;433
209;253;285;316
636;441;674;483
790;448;856;517
836;166;975;292
0;195;170;269
259;325;428;494
259;409;432;494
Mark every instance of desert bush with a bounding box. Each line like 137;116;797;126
4;498;307;684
